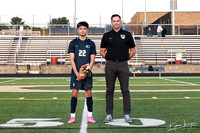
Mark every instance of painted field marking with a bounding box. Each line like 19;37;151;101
80;99;88;133
184;97;190;99
0;79;22;84
1;97;200;101
160;78;196;86
105;118;166;127
0;118;63;127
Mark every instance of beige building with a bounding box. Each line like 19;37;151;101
129;11;200;35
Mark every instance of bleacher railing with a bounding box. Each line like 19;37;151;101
1;24;200;36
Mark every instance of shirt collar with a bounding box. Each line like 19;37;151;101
112;28;122;33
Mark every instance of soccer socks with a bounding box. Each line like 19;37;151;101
69;96;96;123
86;96;93;112
68;97;77;123
87;97;96;123
71;97;77;113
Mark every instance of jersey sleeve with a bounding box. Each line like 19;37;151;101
100;34;108;48
128;32;136;48
90;41;96;55
68;40;75;53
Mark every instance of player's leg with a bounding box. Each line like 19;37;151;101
104;60;117;123
68;89;79;123
85;88;96;123
117;61;132;123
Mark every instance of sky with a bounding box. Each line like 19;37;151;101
0;0;199;27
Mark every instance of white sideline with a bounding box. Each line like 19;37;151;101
161;78;197;85
0;79;22;84
80;99;88;133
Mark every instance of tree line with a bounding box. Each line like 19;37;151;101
0;16;70;30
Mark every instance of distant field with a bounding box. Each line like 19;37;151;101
0;77;200;133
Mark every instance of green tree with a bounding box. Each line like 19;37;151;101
49;17;69;27
10;16;25;25
0;24;9;31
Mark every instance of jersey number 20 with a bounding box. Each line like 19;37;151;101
79;50;86;56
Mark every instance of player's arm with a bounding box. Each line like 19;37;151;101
100;48;107;59
89;54;95;69
69;53;84;79
129;47;136;60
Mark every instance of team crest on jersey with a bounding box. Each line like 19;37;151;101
120;34;125;39
86;45;90;48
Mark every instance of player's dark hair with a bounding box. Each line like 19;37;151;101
111;14;121;21
77;21;89;29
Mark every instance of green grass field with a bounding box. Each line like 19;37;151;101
0;77;200;133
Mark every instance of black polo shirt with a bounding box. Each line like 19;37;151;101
101;29;135;61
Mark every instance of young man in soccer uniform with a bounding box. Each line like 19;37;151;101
68;21;96;123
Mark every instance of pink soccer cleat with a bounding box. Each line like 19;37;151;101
88;116;96;123
68;117;75;123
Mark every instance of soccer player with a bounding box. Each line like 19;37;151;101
68;21;96;123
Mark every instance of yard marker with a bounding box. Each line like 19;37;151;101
119;97;123;99
184;97;190;99
52;97;58;99
19;97;24;99
152;97;157;99
80;99;88;133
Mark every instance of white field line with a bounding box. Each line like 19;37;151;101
0;77;195;79
0;77;71;80
161;78;196;86
80;99;88;133
0;79;22;84
129;77;200;79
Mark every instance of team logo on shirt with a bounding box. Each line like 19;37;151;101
86;45;90;48
120;34;125;39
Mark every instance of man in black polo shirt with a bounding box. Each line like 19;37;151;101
100;14;136;123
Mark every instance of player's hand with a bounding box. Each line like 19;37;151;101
79;76;86;80
76;73;86;81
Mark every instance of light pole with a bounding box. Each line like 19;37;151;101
172;0;175;35
144;0;147;27
122;0;124;22
74;0;77;35
171;0;177;35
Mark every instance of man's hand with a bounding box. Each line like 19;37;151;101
129;47;136;60
100;48;107;58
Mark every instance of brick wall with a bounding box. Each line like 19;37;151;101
130;11;200;24
1;65;200;74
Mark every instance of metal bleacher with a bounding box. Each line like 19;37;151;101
136;37;200;65
0;38;12;64
0;36;200;65
25;39;49;64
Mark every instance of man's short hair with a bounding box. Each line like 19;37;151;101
111;14;121;21
77;21;89;29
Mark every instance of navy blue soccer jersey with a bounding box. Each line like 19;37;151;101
68;37;96;90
